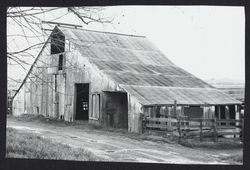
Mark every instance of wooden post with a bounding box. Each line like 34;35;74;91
178;118;181;143
186;113;190;138
242;118;244;141
142;116;146;134
174;100;177;118
166;105;171;131
174;100;181;143
200;118;203;141
218;106;221;126
213;118;218;142
8;98;13;115
240;114;244;142
225;105;229;126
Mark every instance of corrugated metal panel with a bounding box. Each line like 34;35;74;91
58;27;241;105
106;72;212;88
120;85;242;105
62;28;174;66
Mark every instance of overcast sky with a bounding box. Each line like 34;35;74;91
7;6;245;83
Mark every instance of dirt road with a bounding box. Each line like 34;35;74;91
7;119;241;164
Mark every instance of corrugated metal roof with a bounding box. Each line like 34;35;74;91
59;27;242;105
120;85;242;105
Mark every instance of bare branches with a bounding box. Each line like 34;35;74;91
7;7;112;99
7;7;60;18
8;42;44;55
68;7;113;25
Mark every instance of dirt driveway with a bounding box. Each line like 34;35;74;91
7;118;242;164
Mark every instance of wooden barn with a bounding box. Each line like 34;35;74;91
12;26;242;133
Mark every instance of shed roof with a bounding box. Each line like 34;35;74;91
120;85;241;105
59;27;241;105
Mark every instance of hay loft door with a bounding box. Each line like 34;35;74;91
75;83;89;120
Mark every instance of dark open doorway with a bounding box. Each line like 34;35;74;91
75;83;89;120
103;92;128;129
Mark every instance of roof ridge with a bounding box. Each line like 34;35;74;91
58;25;146;38
74;39;159;52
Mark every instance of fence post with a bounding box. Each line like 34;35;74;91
174;100;181;143
213;118;218;142
142;117;146;134
200;118;203;141
167;116;171;132
186;116;190;138
240;117;244;142
178;116;181;143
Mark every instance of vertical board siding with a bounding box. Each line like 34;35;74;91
128;94;142;133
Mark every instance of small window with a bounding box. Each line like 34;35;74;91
58;54;63;70
51;28;65;54
82;102;88;111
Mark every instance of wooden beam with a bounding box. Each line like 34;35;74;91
41;28;53;31
174;100;177;117
42;21;82;28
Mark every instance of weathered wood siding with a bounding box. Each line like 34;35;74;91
12;34;145;133
13;38;51;116
62;44;120;122
128;94;143;133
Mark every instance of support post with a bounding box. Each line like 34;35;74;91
240;113;244;142
174;100;177;118
213;118;218;142
142;116;146;134
166;105;171;131
174;100;181;143
200;118;203;141
242;118;244;141
218;106;221;126
225;105;229;126
8;98;13;115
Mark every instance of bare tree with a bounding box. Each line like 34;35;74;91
7;7;112;114
7;7;111;69
7;7;112;86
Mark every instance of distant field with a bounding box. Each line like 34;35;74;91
6;127;101;161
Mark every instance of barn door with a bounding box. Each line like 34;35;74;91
75;83;89;120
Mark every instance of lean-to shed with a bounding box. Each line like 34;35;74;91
12;26;242;133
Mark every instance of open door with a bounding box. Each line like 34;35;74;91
75;83;89;120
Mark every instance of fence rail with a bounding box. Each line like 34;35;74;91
142;116;244;142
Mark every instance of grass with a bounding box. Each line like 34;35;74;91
8;114;243;164
178;137;243;149
9;114;244;148
6;127;102;161
220;153;243;164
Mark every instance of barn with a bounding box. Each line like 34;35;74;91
12;26;242;133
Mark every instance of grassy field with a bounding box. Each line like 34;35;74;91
6;127;102;161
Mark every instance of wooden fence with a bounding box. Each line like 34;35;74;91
142;116;244;142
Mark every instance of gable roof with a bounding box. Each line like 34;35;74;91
59;27;241;106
